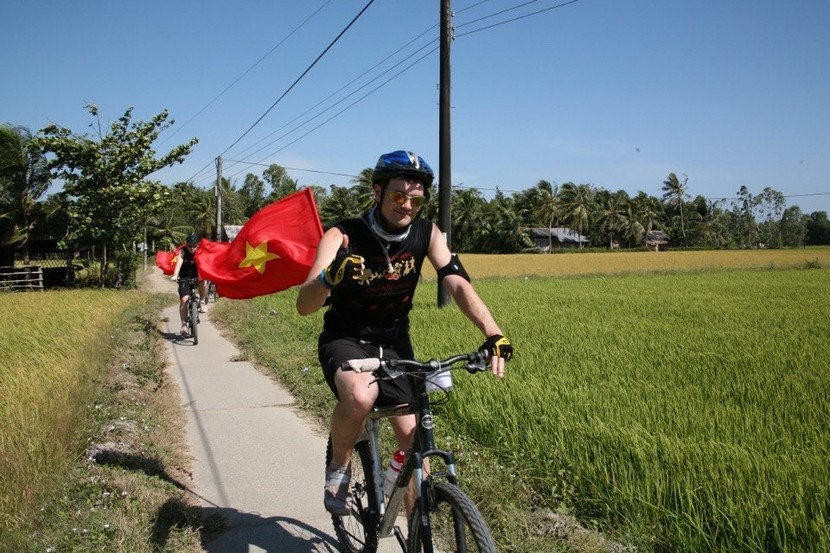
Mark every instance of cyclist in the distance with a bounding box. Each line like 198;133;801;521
172;233;207;336
296;150;513;515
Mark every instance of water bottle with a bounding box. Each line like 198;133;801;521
426;369;453;394
382;449;407;497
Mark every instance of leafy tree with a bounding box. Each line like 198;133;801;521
35;106;197;285
0;124;50;263
240;173;267;218
779;206;807;247
732;185;758;248
805;211;830;245
263;163;298;201
754;187;786;247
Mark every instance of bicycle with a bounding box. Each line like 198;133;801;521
327;350;498;553
182;278;201;345
204;280;218;304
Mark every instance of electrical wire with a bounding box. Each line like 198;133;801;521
164;0;335;146
455;0;583;37
217;0;377;161
187;0;585;187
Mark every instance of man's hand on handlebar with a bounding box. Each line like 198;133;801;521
479;334;513;377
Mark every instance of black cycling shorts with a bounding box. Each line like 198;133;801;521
318;330;416;407
177;279;201;298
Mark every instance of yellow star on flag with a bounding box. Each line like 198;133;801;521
238;241;280;274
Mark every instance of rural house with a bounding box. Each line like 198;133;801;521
529;227;590;251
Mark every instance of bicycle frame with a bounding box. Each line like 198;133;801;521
334;351;495;553
361;369;461;543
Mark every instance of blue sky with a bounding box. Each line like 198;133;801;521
3;0;829;215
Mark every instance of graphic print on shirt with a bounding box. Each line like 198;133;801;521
358;251;418;299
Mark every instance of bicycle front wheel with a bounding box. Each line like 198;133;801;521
408;481;496;553
326;436;379;553
189;300;199;345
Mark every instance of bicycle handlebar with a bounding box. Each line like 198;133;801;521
341;350;489;376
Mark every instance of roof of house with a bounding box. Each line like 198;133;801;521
529;227;590;244
223;224;244;241
645;230;669;244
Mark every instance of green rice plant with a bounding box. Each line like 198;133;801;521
408;269;830;551
211;255;830;552
0;290;140;529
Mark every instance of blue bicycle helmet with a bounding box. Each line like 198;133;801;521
371;150;434;188
185;233;199;245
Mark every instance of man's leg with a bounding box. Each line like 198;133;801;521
389;415;420;520
198;281;208;312
179;295;190;335
325;369;379;514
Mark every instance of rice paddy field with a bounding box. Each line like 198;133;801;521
0;290;141;528
214;247;830;552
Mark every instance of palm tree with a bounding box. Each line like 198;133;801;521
320;185;365;225
185;189;215;239
597;190;629;249
632;191;663;238
559;183;593;249
349;168;376;212
0;125;50;264
451;188;485;252
661;172;688;247
622;204;645;247
533;180;561;252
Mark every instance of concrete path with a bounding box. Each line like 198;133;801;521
147;267;404;553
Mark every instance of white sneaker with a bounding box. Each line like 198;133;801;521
324;466;351;515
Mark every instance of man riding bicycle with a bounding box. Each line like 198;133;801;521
172;233;207;336
296;150;513;515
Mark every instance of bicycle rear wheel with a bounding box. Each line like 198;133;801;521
189;300;199;345
407;481;496;553
326;436;379;553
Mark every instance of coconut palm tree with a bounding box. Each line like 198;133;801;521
451;188;486;252
533;180;561;252
596;190;629;249
661;172;688;247
559;182;594;249
0;125;50;264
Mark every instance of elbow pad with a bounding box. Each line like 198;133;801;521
436;253;470;283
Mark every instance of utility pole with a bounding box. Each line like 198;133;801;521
215;156;223;241
437;0;452;307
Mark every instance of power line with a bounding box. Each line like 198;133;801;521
217;0;377;160
455;0;583;37
188;0;582;186
228;26;437;165
223;43;439;182
223;159;359;180
219;0;582;181
163;0;335;146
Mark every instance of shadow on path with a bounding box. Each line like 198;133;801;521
198;507;340;553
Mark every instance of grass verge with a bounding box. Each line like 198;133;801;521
0;286;208;552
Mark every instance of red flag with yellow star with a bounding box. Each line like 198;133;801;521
155;246;182;276
194;188;323;299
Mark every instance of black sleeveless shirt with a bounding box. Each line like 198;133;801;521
323;215;432;340
179;247;198;278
